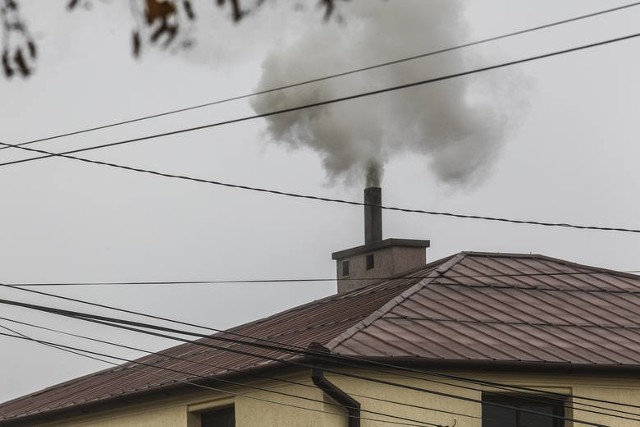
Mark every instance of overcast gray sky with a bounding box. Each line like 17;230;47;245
0;0;639;403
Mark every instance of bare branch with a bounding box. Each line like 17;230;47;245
129;0;196;58
1;0;37;78
216;0;245;22
1;0;351;79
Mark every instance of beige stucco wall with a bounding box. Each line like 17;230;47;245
325;369;640;427
26;368;640;427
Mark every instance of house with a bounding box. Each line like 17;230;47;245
1;189;640;427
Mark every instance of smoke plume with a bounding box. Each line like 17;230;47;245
251;0;520;187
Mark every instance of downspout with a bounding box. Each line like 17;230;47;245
309;343;360;427
311;367;361;427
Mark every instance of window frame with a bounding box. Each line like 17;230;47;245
482;392;568;427
341;259;350;277
187;398;235;427
366;254;375;270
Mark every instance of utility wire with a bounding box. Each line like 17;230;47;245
4;281;640;418
4;313;631;424
3;1;639;152
1;34;640;233
9;310;636;424
0;5;636;422
0;296;625;426
7;269;639;287
0;331;443;427
4;31;640;171
1;139;639;235
0;321;123;370
0;306;612;427
0;315;480;423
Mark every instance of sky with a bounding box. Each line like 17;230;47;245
0;0;639;404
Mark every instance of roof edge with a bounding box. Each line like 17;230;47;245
348;356;640;374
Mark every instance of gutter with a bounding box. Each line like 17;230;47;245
311;366;361;427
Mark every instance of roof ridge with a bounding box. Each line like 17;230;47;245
324;252;468;352
525;254;640;278
459;251;640;280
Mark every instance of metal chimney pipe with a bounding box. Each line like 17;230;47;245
364;187;382;244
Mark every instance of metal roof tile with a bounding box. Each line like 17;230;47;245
3;252;640;424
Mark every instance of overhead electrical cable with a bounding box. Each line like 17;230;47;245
8;269;640;287
1;138;639;234
0;5;636;422
0;35;639;233
0;315;480;423
5;281;640;418
9;309;635;423
3;30;640;171
0;332;446;427
0;321;117;367
0;311;610;427
4;313;631;423
0;296;628;426
2;1;639;152
4;281;640;419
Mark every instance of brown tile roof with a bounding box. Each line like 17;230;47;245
328;252;640;365
2;252;640;424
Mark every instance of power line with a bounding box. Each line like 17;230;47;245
4;30;640;170
0;321;514;427
0;315;480;424
4;281;639;421
9;279;640;421
2;289;636;425
0;331;442;427
0;35;639;233
0;298;618;426
0;8;636;422
6;278;640;418
3;1;639;152
5;313;635;424
1;139;640;235
7;269;639;287
0;321;118;372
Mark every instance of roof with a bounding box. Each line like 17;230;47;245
2;251;640;424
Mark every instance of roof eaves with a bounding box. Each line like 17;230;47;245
352;356;640;372
324;252;468;352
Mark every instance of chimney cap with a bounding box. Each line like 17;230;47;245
331;238;430;260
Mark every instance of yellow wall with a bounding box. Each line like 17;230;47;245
28;369;640;427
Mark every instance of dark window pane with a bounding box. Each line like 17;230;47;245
366;254;375;270
482;394;565;427
342;260;350;277
520;404;556;427
483;401;516;427
201;406;235;427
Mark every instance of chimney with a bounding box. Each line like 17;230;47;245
332;188;430;294
364;187;382;244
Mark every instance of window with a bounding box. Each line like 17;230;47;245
341;260;350;277
201;406;235;427
366;254;375;270
482;394;565;427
